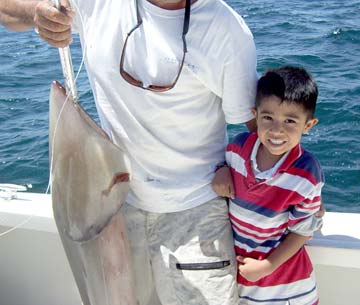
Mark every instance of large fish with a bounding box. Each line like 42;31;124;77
49;81;137;305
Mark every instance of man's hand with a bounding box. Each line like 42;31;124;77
34;0;74;47
211;166;235;199
315;202;326;218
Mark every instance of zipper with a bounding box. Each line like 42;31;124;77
176;260;230;270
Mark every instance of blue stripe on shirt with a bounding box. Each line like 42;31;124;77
233;230;286;249
231;197;289;218
240;285;317;303
293;151;324;183
232;132;251;147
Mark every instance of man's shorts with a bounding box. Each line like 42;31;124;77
121;197;239;305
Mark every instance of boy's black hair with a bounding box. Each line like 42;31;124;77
255;66;318;118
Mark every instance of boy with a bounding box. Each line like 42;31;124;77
212;66;324;305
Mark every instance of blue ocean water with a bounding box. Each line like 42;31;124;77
0;0;359;212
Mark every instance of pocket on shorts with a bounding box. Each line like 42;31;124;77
176;260;230;271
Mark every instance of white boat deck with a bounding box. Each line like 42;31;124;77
0;192;359;305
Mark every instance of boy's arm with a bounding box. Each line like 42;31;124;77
237;232;309;282
211;166;235;199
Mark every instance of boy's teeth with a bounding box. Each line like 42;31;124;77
270;139;284;144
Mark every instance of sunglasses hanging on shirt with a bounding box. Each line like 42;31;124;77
119;0;191;92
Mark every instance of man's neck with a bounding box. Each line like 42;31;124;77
146;0;196;10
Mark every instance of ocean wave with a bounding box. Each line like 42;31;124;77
327;27;360;42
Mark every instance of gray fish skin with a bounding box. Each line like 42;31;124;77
49;81;137;305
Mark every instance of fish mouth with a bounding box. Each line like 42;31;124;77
102;172;130;197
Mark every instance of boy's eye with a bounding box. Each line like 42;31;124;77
262;115;272;120
285;119;297;124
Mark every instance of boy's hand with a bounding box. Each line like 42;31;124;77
211;166;235;199
237;256;273;282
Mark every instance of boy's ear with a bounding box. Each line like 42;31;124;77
303;117;318;134
251;108;257;117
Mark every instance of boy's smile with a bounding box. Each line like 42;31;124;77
253;96;318;167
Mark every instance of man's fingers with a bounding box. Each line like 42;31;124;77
212;183;228;198
315;209;325;218
229;183;235;199
221;184;232;198
33;0;73;47
36;14;71;33
35;1;73;26
60;0;74;10
58;0;75;19
38;27;73;47
50;0;75;19
315;202;326;218
38;22;72;38
39;35;73;48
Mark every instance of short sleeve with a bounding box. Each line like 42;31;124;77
288;182;324;236
221;17;258;124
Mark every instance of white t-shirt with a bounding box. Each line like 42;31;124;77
70;0;257;212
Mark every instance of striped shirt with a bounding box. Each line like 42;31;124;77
226;132;324;305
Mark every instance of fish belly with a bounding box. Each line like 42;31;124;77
49;81;137;305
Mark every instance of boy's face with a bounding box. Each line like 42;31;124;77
253;96;318;159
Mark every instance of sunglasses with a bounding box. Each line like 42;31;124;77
119;0;191;92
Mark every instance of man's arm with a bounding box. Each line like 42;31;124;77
211;166;234;199
212;117;256;198
245;117;257;132
0;0;74;47
0;0;39;31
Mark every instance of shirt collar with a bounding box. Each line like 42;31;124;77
250;138;291;179
276;142;303;174
246;133;304;178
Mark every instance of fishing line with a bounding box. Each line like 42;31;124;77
0;1;86;238
47;0;86;194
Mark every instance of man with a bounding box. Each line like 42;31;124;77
0;0;258;304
